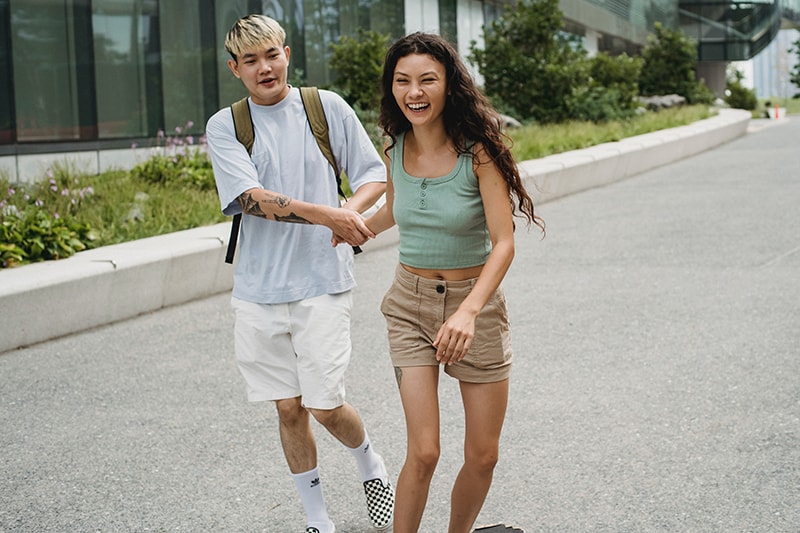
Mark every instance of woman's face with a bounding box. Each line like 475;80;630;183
391;53;447;128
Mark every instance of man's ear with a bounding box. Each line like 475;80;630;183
285;46;291;64
227;58;240;78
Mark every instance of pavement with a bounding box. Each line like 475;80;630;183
2;111;799;532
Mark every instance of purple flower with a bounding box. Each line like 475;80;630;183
35;199;44;207
7;187;14;196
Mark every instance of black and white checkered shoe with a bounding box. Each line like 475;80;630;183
305;523;335;533
472;524;525;532
363;476;394;530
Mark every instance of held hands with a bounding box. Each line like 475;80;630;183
433;308;478;365
327;206;375;248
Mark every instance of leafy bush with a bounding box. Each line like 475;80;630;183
791;38;800;91
638;22;714;105
1;123;224;269
470;0;588;123
130;122;215;190
724;68;757;110
571;52;643;121
329;29;390;111
1;167;95;268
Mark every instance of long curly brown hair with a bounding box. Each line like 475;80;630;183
379;32;544;231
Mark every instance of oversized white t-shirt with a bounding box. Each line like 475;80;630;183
205;87;385;304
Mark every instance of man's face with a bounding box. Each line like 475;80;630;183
228;41;291;106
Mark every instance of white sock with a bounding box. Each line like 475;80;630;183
291;467;334;532
347;430;386;483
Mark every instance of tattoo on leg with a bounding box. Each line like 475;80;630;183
394;367;402;388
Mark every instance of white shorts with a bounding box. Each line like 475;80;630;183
231;292;352;409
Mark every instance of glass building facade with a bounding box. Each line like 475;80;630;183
0;0;407;150
0;0;791;178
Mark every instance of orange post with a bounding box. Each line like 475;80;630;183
775;103;779;119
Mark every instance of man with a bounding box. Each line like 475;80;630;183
205;14;392;533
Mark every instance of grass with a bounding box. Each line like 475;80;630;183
0;104;720;267
508;105;713;160
753;96;800;118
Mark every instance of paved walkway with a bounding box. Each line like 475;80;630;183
1;118;798;532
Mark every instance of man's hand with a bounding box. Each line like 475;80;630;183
325;207;374;247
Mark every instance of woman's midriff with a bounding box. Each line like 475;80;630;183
400;263;484;281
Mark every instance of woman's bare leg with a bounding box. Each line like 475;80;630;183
393;365;441;533
448;379;509;533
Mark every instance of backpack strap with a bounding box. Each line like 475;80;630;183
225;97;253;264
224;88;358;264
299;87;347;199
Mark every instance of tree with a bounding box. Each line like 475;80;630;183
571;52;643;121
329;29;390;111
470;0;588;123
638;22;714;104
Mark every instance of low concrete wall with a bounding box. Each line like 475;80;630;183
0;108;752;354
519;108;751;203
0;224;232;352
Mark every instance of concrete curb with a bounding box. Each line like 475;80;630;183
0;108;752;354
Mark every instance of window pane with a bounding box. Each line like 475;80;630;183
11;0;81;142
93;0;161;138
0;0;14;144
159;0;204;134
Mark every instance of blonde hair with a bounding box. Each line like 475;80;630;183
224;14;286;60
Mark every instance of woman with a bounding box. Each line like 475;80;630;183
363;32;544;533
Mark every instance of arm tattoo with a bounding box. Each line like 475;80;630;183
275;213;311;224
394;367;403;388
238;191;310;224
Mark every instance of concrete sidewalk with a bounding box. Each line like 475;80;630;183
0;109;752;354
0;110;800;533
0;111;796;532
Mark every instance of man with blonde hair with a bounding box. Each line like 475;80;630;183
205;14;393;533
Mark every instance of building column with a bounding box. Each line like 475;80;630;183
696;61;728;98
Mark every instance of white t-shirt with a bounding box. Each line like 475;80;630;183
206;87;385;304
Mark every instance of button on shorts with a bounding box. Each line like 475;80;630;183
380;265;513;383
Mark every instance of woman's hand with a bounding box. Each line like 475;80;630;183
433;308;478;365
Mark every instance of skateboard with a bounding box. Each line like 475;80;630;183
472;524;525;532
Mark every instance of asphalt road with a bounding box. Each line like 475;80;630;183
1;117;798;532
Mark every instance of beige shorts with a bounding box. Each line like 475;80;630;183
231;292;352;409
380;265;513;383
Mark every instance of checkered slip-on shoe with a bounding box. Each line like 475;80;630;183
363;476;394;530
305;525;335;533
472;524;525;532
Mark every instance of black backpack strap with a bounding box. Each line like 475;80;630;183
226;98;254;264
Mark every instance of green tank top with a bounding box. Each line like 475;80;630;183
391;132;491;269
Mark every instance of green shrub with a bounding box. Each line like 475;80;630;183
725;69;757;110
790;38;800;91
470;0;588;123
1;169;95;268
571;52;643;121
329;28;390;111
130;122;215;190
638;22;714;105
